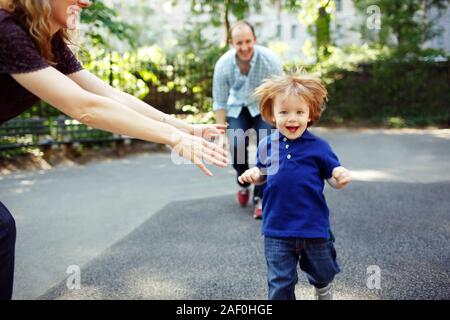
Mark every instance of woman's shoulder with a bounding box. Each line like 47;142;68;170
0;8;12;20
0;9;50;74
0;9;20;27
0;9;30;40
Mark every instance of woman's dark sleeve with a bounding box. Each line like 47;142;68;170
0;16;49;74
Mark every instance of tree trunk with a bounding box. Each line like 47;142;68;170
224;0;231;44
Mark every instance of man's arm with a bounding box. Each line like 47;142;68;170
212;59;230;124
214;109;227;125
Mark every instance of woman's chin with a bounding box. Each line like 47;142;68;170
65;18;78;30
66;24;78;31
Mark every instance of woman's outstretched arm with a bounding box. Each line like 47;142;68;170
12;67;227;176
68;70;227;138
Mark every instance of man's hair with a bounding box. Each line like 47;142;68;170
253;72;328;127
229;20;256;40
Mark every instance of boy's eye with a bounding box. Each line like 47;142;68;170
279;111;287;114
297;111;305;114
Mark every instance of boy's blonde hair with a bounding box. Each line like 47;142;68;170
253;72;328;127
0;0;74;64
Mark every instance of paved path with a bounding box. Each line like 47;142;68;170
1;128;449;299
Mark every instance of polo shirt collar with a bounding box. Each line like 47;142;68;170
275;129;316;142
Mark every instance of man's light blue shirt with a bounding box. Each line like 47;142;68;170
212;45;283;118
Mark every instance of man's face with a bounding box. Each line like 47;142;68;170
230;25;256;62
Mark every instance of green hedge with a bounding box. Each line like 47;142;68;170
320;60;449;127
8;57;450;129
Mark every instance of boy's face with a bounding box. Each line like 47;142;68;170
272;94;311;140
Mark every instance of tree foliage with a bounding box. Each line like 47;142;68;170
352;0;449;57
174;0;262;43
80;0;137;49
280;0;334;61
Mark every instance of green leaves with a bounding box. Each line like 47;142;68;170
352;0;449;58
80;0;137;49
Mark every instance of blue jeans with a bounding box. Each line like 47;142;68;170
227;107;273;203
0;201;16;300
264;236;340;300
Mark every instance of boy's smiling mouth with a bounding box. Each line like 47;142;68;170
285;126;299;133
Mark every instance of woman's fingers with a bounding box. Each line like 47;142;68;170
202;138;228;160
183;135;227;160
192;156;213;177
198;124;226;139
197;149;227;168
214;123;228;129
197;146;227;167
182;146;213;177
213;123;227;134
175;135;228;176
196;161;213;177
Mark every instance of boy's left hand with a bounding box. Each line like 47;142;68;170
331;166;352;188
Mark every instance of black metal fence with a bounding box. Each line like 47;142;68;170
0;116;128;157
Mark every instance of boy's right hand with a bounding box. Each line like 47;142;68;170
238;167;262;185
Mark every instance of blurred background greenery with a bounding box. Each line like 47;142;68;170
7;0;450;140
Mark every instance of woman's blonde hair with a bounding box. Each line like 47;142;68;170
0;0;73;64
253;72;328;127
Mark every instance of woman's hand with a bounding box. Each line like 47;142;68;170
190;123;227;140
190;123;228;151
170;131;228;176
238;167;263;185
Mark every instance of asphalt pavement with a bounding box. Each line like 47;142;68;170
1;128;449;300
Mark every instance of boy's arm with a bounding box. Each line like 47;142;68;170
254;168;267;185
327;166;352;189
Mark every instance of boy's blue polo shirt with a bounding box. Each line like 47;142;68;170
256;129;341;239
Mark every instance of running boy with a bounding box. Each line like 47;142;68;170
239;72;351;300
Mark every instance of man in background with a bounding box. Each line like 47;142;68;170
213;20;283;219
